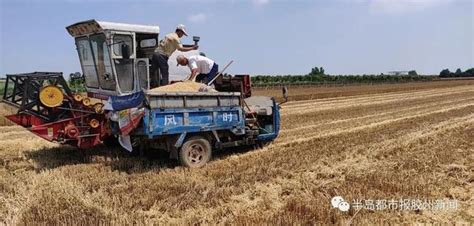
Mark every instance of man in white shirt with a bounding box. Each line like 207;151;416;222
176;55;219;84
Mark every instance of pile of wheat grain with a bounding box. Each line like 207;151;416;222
149;81;216;93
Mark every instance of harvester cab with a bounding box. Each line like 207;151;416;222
66;20;161;97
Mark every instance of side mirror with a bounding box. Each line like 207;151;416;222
121;44;130;60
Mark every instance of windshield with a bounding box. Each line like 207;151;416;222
76;37;99;88
76;34;116;91
90;34;115;90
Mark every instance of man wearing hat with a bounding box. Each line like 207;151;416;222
176;55;219;84
151;24;198;87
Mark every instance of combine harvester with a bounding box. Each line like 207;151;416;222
1;20;281;167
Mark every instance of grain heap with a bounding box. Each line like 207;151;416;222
149;81;217;93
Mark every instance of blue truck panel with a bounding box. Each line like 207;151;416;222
256;99;280;142
144;106;246;138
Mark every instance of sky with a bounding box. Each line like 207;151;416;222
0;0;473;79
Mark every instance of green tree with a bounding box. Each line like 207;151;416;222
69;72;86;92
310;67;320;75
455;68;462;77
439;69;451;78
464;68;474;77
408;70;418;76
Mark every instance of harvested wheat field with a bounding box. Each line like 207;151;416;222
0;81;473;224
0;103;16;126
253;80;473;102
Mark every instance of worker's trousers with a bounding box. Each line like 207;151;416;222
196;63;219;84
151;53;169;87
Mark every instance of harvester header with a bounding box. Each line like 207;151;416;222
3;72;107;148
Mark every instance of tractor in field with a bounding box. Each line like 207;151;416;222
1;20;280;167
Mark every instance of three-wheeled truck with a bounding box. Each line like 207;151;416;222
2;20;280;167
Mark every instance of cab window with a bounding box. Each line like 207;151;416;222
76;37;99;88
90;34;115;90
113;34;134;93
113;35;133;57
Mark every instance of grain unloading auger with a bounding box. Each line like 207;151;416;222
1;20;281;167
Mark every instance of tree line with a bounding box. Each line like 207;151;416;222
439;68;474;78
251;66;474;86
251;67;431;86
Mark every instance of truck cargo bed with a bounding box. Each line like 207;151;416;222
143;92;245;138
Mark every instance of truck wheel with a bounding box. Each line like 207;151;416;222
179;136;212;168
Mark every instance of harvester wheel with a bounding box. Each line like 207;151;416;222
89;119;100;128
82;97;92;106
39;85;64;108
103;136;119;147
73;93;84;102
179;136;212;168
94;103;104;114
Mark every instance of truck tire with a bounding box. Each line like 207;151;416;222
179;136;212;168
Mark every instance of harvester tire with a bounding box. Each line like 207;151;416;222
103;136;119;147
179;136;212;168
